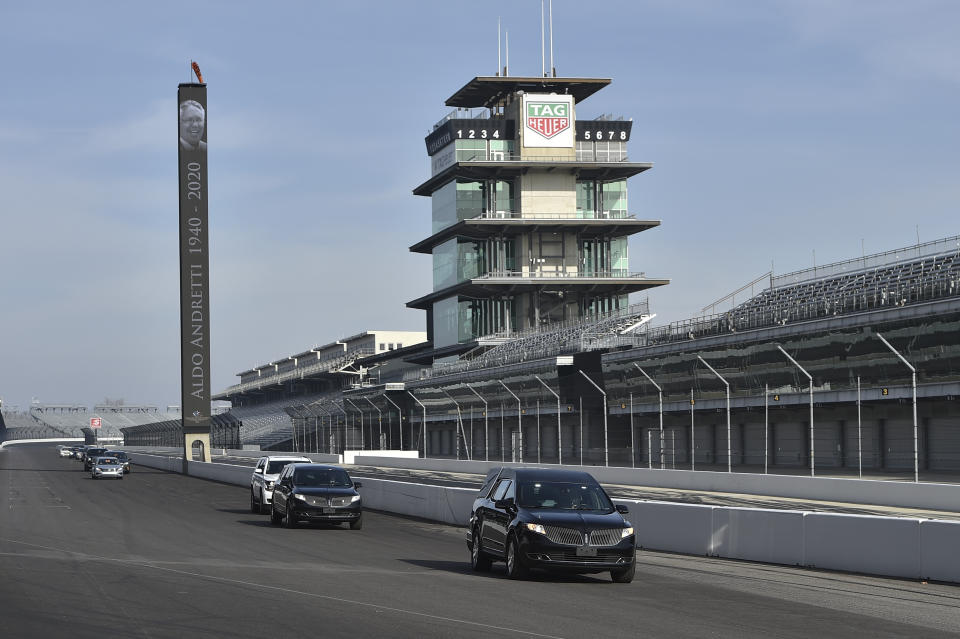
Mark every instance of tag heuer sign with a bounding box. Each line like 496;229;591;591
527;101;569;138
523;94;574;148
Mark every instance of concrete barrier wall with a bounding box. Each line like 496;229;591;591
629;501;714;556
218;449;343;464
1;438;85;449
711;507;806;566
803;513;922;579
356;478;475;526
919;520;960;583
127;452;182;473
352;456;960;513
345;449;419;465
128;452;959;583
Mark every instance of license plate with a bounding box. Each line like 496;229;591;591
576;545;597;557
322;508;337;514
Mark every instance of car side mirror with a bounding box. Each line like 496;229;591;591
615;504;629;514
494;498;516;512
353;481;362;489
254;468;263;474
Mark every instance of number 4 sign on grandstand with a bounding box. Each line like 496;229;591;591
90;417;102;429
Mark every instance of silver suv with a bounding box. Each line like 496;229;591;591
250;455;311;514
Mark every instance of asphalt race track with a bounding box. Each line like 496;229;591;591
2;444;959;638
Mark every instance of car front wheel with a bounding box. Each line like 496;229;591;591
505;535;528;580
349;515;363;530
283;503;298;528
611;560;636;584
250;490;259;514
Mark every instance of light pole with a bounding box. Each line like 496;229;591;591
578;370;608;467
856;377;862;478
344;398;365;450
776;345;814;477
764;384;769;474
634;364;663;470
697;356;731;473
441;389;470;461
334;402;349;451
466;384;489;461
364;396;383;450
498;380;522;462
406;391;427;458
533;375;563;465
877;332;918;482
382;392;403;451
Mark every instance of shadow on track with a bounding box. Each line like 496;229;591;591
399;558;609;583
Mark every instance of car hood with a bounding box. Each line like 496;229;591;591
293;487;357;498
525;509;625;529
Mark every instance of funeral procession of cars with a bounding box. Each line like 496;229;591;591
57;446;638;582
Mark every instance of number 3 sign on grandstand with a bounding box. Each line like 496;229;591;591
90;417;102;429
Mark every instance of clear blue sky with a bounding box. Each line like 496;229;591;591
1;1;957;411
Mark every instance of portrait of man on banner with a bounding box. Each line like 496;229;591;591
179;99;207;152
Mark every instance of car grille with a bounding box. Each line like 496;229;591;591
543;526;583;545
587;529;622;547
303;496;353;507
542;526;622;546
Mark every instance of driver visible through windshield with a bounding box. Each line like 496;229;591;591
517;481;613;511
293;468;353;488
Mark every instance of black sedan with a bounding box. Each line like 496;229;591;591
105;450;132;473
467;467;636;582
270;464;363;529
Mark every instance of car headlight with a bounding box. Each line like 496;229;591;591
294;494;307;501
350;495;361;503
621;526;634;539
266;481;275;490
525;523;546;535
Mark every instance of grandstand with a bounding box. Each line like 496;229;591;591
120;412;240;449
206;234;960;475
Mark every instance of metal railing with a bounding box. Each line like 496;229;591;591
470;210;634;221
220;348;376;395
455;150;634;164
475;269;646;280
772;235;960;289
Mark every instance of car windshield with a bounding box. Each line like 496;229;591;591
267;460;299;474
109;452;127;460
517;481;613;511
293;468;352;488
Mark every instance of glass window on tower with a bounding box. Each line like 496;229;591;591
611;237;629;274
576;180;596;218
493;180;515;217
431;181;456;233
433;239;458;290
456;139;487;162
600;181;628;218
432;297;459;348
456;180;485;220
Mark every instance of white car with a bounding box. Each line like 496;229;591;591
250;455;311;514
91;457;124;480
58;446;73;458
